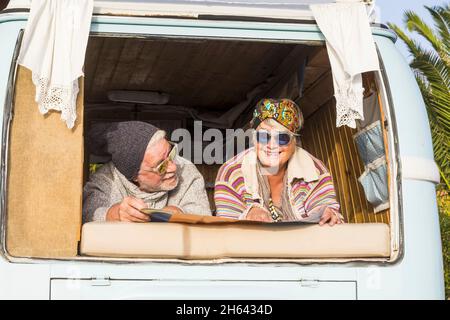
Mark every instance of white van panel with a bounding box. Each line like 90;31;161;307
0;13;444;300
50;279;356;300
5;0;349;22
400;156;440;184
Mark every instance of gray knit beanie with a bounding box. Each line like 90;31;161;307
88;121;159;180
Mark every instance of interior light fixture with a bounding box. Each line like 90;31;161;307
107;90;170;105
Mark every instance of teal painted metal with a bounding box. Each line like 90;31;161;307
0;11;444;300
0;13;396;41
0;20;25;157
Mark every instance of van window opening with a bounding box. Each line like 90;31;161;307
3;33;398;263
83;36;391;221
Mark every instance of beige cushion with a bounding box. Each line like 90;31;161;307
80;222;391;259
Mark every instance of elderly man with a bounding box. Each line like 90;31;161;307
83;121;211;222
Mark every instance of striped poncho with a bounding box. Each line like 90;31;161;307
214;147;341;222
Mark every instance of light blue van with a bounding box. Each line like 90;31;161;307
0;0;445;300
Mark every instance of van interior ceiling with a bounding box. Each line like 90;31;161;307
5;35;392;260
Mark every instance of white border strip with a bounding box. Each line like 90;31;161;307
401;156;440;184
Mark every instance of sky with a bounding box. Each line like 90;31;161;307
376;0;444;61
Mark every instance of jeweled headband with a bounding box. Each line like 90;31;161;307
251;98;304;133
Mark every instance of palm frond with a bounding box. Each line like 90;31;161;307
436;4;450;29
425;5;450;56
425;5;450;66
388;22;423;58
391;5;450;190
410;50;449;93
404;10;445;58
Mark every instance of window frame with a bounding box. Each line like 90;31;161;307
0;16;403;266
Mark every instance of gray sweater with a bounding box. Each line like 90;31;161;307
82;157;211;222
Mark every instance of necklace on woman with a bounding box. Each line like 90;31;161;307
268;198;283;222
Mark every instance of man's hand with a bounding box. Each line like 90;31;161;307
319;207;343;227
106;196;149;222
246;207;272;222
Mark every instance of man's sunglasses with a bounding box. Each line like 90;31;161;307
255;130;295;146
150;142;178;175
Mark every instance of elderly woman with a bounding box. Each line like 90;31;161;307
214;98;342;225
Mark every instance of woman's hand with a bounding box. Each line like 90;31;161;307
246;207;272;222
319;207;343;226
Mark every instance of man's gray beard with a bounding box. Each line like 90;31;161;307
158;176;179;191
140;175;179;193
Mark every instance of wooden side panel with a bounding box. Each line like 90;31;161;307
301;101;390;224
6;66;84;257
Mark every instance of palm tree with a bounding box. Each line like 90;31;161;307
389;2;450;299
388;4;450;191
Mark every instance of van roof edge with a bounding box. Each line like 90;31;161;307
4;0;377;22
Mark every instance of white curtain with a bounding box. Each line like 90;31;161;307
18;0;94;129
310;2;380;128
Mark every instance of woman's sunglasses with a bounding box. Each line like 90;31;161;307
255;130;294;146
148;142;178;175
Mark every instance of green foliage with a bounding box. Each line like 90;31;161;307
437;188;449;299
89;163;104;174
388;3;450;190
389;3;450;299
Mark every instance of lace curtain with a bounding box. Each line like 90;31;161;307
310;2;380;128
17;0;94;129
